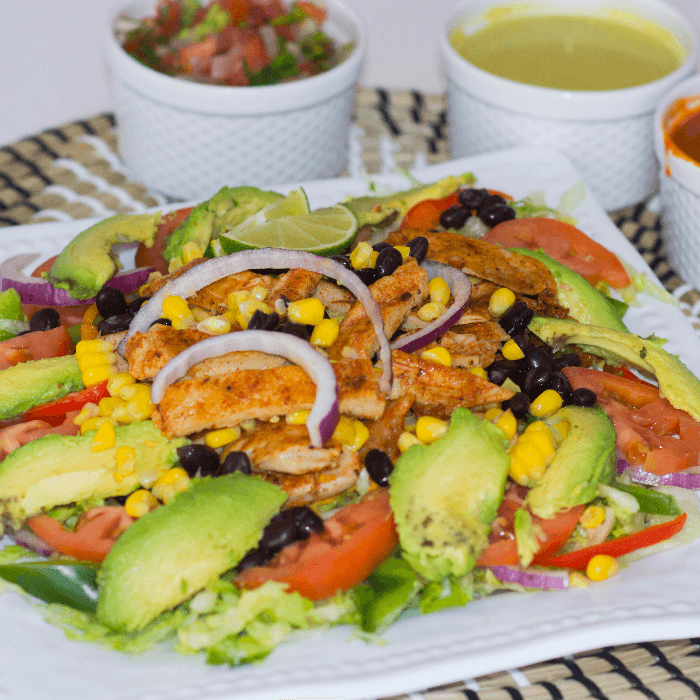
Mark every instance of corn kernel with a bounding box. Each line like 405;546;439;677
139;469;165;489
181;241;203;263
348;420;369;451
75;339;110;358
580;505;607;529
428;277;451;306
370;251;379;268
332;416;356;445
415;416;448;444
417;301;445;322
114;445;136;483
192;307;210;322
287;298;325;326
124;489;158;518
586;554;619;581
421;346;452;367
488;288;516;317
240;419;257;432
527;430;556;460
108;372;135;397
222;310;238;326
530;389;564;417
162;296;193;324
548;419;571;444
152;467;190;503
469;366;488;380
524;420;549;436
126;393;153;422
78;352;113;371
398;431;422;452
286;409;311;425
495;409;517;440
167;256;183;273
502;339;525;361
395;245;410;262
119;383;151;402
250;285;268;301
74;402;100;426
204;427;241;448
349;241;373;269
99;396;125;417
483;407;503;422
310;318;340;348
80;416;108;435
569;572;590;588
92;420;116;452
82;365;114;387
197;316;232;335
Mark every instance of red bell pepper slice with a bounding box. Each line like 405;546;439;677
21;380;110;422
537;513;687;570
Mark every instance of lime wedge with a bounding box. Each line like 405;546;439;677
219;204;358;256
244;187;310;225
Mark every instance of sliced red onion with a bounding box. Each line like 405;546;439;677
150;330;339;448
625;464;700;489
0;254;154;307
390;260;472;353
9;527;58;558
118;249;392;393
488;565;570;590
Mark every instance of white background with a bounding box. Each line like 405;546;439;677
1;0;699;146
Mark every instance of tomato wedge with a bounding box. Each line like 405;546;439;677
483;217;631;289
135;206;195;274
236;489;398;600
21;380;109;422
537;513;687;570
26;507;133;563
0;325;73;370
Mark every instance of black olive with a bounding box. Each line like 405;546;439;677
278;322;309;341
364;448;394;487
457;187;489;210
29;308;61;332
329;254;352;270
127;296;149;314
553;352;581;371
524;365;553;399
221;451;252;475
95;286;128;319
259;510;302;553
439;205;470;230
372;241;392;252
289;506;324;538
176;444;220;477
525;345;554;369
355;267;380;286
375;246;403;278
498;302;534;336
480;204;516;228
236;547;274;572
572;387;597;407
477;193;507;214
247;310;279;331
97;312;133;335
149;317;172;328
506;391;530;419
406;236;429;264
548;371;574;405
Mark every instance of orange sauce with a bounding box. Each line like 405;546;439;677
663;95;700;170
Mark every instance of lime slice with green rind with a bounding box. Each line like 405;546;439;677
244;187;310;226
219;204;358;256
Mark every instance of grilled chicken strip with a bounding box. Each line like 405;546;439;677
154;359;384;437
313;280;354;316
358;394;414;464
268;268;323;305
386;229;559;304
389;350;513;418
187;271;274;313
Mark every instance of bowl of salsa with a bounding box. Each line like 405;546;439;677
105;0;365;200
438;0;697;210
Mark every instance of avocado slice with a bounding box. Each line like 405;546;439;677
513;248;627;331
96;473;286;632
344;172;476;228
48;213;161;300
389;408;510;580
0;420;187;528
163;186;283;263
0;354;82;421
525;406;616;519
528;316;700;421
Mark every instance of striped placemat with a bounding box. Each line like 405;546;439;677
0;86;699;700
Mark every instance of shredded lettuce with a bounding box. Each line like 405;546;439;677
511;182;584;224
618;259;681;308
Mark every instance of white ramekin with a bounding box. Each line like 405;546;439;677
654;74;700;290
439;0;697;211
105;0;366;200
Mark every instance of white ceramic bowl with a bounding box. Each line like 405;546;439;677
439;0;697;211
105;0;366;200
654;74;700;290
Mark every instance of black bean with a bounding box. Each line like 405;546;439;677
15;330;32;336
259;510;302;553
220;451;252;475
127;296;149;314
289;506;324;538
525;345;554;369
177;444;220;477
278;322;309;341
406;236;429;264
29;308;61;332
487;361;512;386
375;246;403;278
498;302;534;336
372;241;392;252
149;317;172;328
95;286;128;318
572;387;597;407
236;547;274;572
439;205;470;230
365;448;394;487
553;352;581;371
510;331;531;354
97;312;133;335
480;204;516;228
477;193;507;213
549;371;574;405
506;391;530;419
329;254;352;270
248;310;279;331
355;267;380;286
524;365;553;399
457;187;489;210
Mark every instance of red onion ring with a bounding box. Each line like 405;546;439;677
622;464;700;489
118;249;392;393
390;260;472;353
0;254;154;307
150;330;339;448
488;565;570;590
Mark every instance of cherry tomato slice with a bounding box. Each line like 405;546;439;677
21;380;109;422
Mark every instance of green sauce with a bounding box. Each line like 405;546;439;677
450;13;683;91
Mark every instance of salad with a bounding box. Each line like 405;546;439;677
0;164;700;678
117;0;353;86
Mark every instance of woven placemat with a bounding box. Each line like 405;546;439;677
0;87;699;700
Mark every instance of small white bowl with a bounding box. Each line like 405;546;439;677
654;74;700;290
105;0;366;200
439;0;697;211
